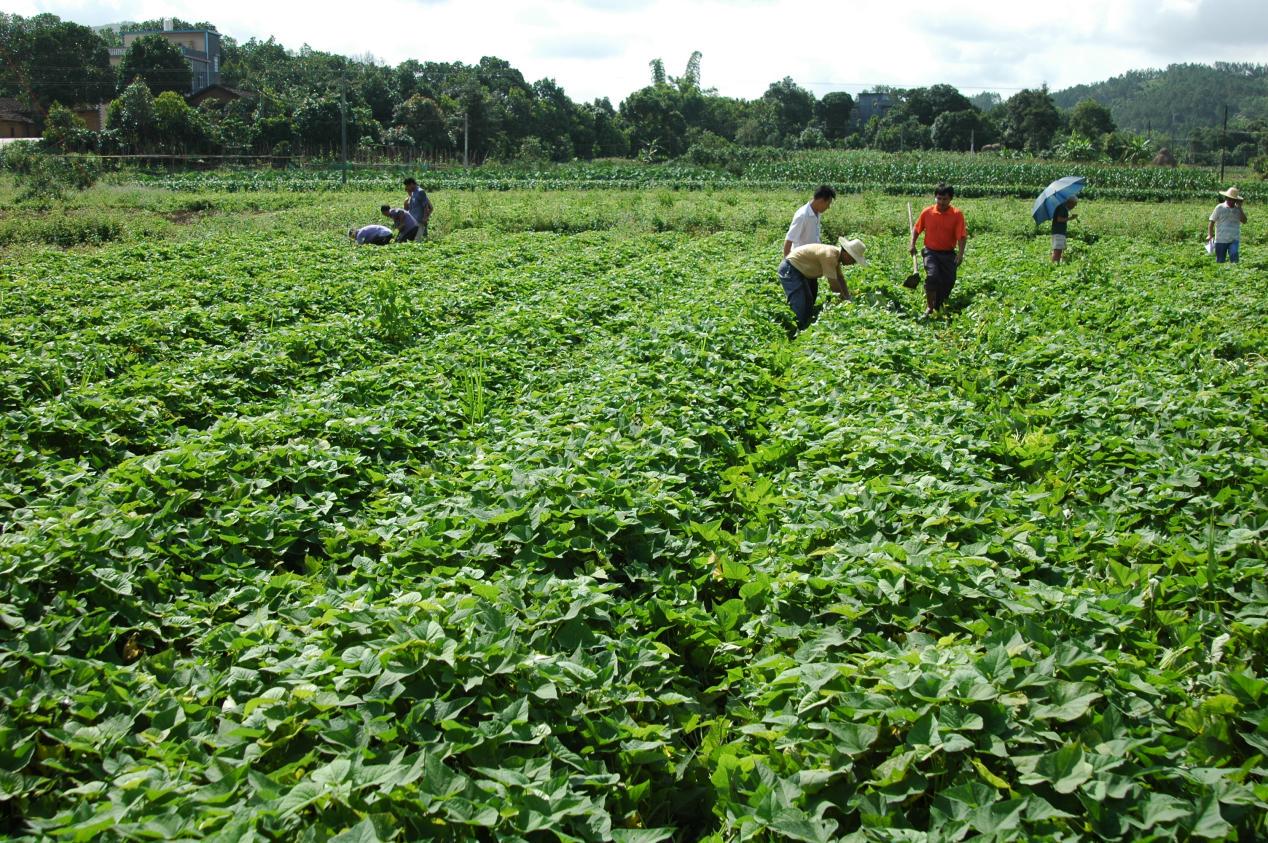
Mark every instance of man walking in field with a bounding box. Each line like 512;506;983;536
404;177;433;239
909;183;967;316
1208;187;1247;263
1051;196;1077;262
784;185;837;256
778;237;867;331
381;204;421;243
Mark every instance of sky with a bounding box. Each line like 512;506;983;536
11;0;1268;104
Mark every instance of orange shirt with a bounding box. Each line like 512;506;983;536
914;205;967;251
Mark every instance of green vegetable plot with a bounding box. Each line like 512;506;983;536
0;200;1265;841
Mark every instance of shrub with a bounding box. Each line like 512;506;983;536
10;152;102;202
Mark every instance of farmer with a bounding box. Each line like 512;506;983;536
348;223;393;245
1051;196;1078;262
909;183;967;316
381;204;420;243
404;177;433;239
1207;187;1247;263
783;185;837;256
778;237;867;331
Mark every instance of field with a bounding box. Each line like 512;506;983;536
1;174;1267;841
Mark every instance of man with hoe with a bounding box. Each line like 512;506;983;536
909;183;967;316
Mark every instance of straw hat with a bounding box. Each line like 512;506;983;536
1220;186;1243;201
838;237;867;266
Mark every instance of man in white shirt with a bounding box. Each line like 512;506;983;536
1207;186;1248;264
783;185;837;256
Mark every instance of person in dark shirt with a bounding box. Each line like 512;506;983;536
381;204;420;242
404;177;433;239
1051;196;1078;262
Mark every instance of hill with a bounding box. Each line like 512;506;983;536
1053;62;1268;137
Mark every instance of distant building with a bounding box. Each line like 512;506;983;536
186;85;251;109
109;19;222;93
850;92;894;131
0;98;38;138
0;98;105;135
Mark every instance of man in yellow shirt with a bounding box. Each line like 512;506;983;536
778;237;867;331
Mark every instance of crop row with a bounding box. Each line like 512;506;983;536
1;223;1266;840
122;150;1251;201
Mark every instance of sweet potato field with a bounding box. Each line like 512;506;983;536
1;186;1266;841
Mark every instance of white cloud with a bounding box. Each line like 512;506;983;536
12;0;1268;102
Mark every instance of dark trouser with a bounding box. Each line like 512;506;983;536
778;259;819;330
397;225;420;243
923;248;957;310
1215;240;1239;263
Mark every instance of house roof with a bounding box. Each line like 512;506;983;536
0;98;37;123
186;84;254;102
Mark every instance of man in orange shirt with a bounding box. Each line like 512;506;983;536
908;183;967;316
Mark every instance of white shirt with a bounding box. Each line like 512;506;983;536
355;224;392;244
1209;203;1243;244
785;202;821;250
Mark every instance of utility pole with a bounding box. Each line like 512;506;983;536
340;73;349;184
1219;105;1228;183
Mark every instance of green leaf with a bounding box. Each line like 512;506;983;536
330;818;383;843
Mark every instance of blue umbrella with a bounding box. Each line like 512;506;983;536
1032;176;1086;224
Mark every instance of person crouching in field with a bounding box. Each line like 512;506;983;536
909;183;967;317
1051;196;1077;262
349;224;393;245
778;237;867;331
381;205;421;243
1208;187;1247;264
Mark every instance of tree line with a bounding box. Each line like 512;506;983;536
4;12;1268;171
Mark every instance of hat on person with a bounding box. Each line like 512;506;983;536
1220;186;1243;200
838;237;867;266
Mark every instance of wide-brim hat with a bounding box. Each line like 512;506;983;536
1220;186;1243;200
838;237;867;266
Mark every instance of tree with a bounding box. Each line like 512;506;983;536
762;77;815;145
0;13;114;115
900;84;973;126
106;78;157;150
586;98;627;158
620;85;687;157
1000;86;1061;152
42;102;92;151
673;51;702;94
969;91;1002;112
118;34;191;95
930;109;992;151
1068;98;1115;139
394;94;449;151
153;90;208;150
815;91;854;140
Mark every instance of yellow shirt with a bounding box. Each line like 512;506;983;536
786;243;842;284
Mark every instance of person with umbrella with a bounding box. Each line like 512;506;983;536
1032;176;1085;263
1207;187;1247;264
1051;196;1078;262
909;183;967;317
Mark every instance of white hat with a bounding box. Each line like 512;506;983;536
1220;186;1243;201
838;237;867;266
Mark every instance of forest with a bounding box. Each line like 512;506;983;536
3;12;1268;170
